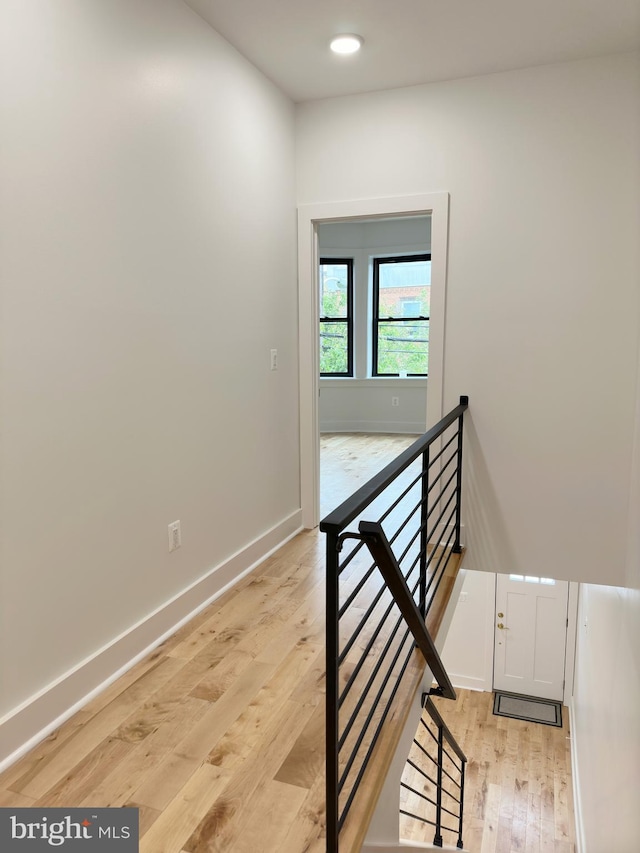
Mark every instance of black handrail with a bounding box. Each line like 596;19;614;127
359;521;456;700
423;694;466;765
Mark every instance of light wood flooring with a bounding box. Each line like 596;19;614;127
0;529;329;853
400;689;577;853
320;432;418;517
0;434;577;853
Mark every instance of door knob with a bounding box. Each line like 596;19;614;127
497;622;508;630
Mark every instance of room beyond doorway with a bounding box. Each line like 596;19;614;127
320;433;417;519
298;192;450;529
318;216;430;436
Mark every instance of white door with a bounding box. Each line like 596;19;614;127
493;573;569;701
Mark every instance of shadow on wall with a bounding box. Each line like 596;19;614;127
463;414;518;575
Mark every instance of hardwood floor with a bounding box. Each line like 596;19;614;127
320;432;418;517
0;434;576;853
0;529;329;852
400;689;577;853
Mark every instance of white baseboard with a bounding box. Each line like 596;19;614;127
320;420;424;434
568;698;586;853
362;842;468;852
449;674;491;692
0;510;303;773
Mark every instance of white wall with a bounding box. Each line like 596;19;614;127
0;0;298;757
319;218;429;433
571;584;640;851
320;380;427;434
319;218;431;251
570;302;640;852
297;52;640;586
441;569;496;691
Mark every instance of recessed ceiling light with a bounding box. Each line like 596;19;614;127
330;34;364;55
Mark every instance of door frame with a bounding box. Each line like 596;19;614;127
297;193;450;529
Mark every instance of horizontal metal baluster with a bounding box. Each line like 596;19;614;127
427;448;459;492
339;616;412;738
424;512;457;602
405;759;439;788
338;640;416;826
338;561;378;616
339;602;407;706
399;809;437;828
426;429;459;467
338;626;413;768
338;578;390;663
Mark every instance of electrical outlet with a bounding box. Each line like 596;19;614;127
168;520;181;552
392;396;399;407
270;348;278;371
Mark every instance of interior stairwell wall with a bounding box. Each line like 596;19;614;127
570;310;640;852
0;0;299;765
296;51;640;587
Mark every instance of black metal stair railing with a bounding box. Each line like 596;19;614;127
321;395;469;852
401;694;467;849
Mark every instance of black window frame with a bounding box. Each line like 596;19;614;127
319;257;354;377
372;253;431;377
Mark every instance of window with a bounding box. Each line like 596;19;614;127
319;258;353;376
401;298;421;317
509;575;556;585
372;254;430;376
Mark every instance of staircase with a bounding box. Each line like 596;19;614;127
400;695;467;849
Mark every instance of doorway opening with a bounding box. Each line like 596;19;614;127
317;215;430;517
297;193;450;528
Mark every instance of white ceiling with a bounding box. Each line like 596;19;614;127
184;0;640;102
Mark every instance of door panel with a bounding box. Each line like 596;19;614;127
502;589;528;679
493;574;569;701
